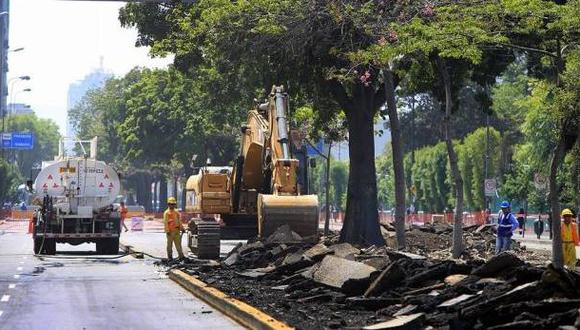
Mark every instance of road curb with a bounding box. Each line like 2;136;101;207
169;269;294;330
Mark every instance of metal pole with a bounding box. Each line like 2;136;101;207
324;141;332;236
485;108;490;211
0;12;6;160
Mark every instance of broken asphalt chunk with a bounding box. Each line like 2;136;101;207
363;313;426;330
312;255;377;295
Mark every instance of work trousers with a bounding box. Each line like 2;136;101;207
563;242;577;269
166;230;185;259
495;236;512;254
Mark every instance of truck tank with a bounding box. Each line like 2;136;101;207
32;137;122;255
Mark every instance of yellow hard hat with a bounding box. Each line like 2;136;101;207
562;208;574;217
167;197;177;204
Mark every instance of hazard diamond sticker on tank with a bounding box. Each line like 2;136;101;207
109;182;114;188
42;183;48;188
99;182;105;188
104;174;109;179
47;174;53;180
52;183;59;188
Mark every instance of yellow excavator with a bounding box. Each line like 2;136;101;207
185;86;319;258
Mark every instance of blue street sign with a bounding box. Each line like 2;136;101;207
2;132;34;150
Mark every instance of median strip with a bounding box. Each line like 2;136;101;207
169;269;293;330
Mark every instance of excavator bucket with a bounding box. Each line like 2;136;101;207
257;194;319;241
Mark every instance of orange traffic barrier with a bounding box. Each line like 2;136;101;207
28;217;34;234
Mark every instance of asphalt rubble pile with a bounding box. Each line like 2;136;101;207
167;223;579;330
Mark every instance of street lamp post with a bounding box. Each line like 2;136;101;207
0;11;7;160
11;87;32;115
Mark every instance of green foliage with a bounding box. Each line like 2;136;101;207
404;127;502;212
458;127;502;210
376;152;394;210
310;157;349;211
5;114;60;180
70;67;242;176
0;159;22;203
408;142;450;213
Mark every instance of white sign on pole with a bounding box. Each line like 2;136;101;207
534;173;548;190
484;179;497;196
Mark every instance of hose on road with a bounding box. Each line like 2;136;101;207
34;251;164;260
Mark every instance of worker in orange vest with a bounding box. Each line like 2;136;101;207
119;201;129;232
164;197;185;260
561;208;579;269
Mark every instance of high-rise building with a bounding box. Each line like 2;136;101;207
8;102;32;116
66;58;111;140
0;0;9;130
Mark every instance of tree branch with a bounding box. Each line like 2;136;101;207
496;42;557;58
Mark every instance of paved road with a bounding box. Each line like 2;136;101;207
0;232;242;330
120;232;243;259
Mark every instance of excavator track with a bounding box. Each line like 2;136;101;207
188;218;221;259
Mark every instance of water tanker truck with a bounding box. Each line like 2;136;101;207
31;137;121;255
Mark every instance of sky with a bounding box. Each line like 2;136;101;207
7;0;172;134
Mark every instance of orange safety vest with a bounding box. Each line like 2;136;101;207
164;209;182;233
119;206;128;220
561;222;579;245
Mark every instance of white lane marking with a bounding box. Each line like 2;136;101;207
19;261;24;264
0;311;3;317
22;256;27;259
16;267;22;271
8;284;15;289
13;275;20;279
1;295;9;302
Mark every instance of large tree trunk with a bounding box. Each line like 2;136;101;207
135;173;146;209
437;57;464;259
549;136;567;268
339;85;385;247
172;176;178;200
159;176;168;212
143;173;153;213
152;180;158;212
384;69;406;250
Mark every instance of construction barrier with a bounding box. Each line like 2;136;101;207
319;210;492;228
131;217;144;231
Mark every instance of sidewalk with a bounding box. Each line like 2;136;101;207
513;233;580;257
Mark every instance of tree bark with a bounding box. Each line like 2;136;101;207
173;176;178;203
143;173;153;213
153;180;158;212
549;136;566;268
339;85;385;247
384;69;406;250
437;57;464;258
181;178;188;212
159;176;168;212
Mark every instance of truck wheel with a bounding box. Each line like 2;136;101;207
96;240;105;254
98;238;119;255
33;237;42;254
106;238;120;255
43;239;56;255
